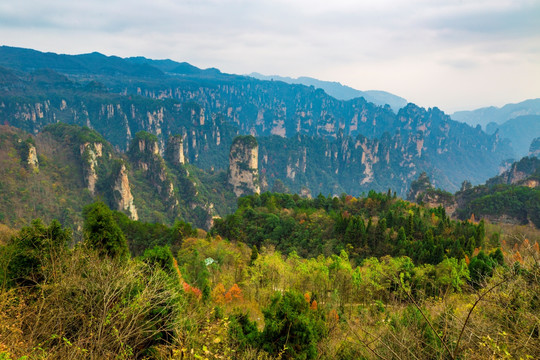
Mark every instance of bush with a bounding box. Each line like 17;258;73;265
0;248;184;359
2;218;70;287
469;251;497;286
229;312;260;350
260;290;324;360
141;245;174;273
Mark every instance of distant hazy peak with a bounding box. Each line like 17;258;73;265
451;98;540;129
248;72;407;112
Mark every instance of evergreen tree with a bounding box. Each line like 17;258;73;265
83;201;129;260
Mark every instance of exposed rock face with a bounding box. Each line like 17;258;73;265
80;142;103;195
137;138;159;156
523;179;539;188
27;144;39;171
113;163;138;220
228;135;260;197
130;132;178;207
300;187;312;199
421;191;458;217
166;135;185;165
0;49;515;197
487;156;540;187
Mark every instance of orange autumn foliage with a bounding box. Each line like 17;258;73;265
183;281;202;300
225;284;243;303
513;251;523;265
212;283;227;304
173;258;183;282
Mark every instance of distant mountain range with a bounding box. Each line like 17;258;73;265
450;99;540;159
248;72;408;112
0;45;516;199
485;115;540;158
451;98;540;128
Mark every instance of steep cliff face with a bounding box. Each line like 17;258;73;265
228;136;260;197
0;51;514;196
0;125;95;228
0;123;238;231
80;142;103;195
112;162;138;220
129;132;177;207
165;135;185;165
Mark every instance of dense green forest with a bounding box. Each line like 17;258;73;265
0;194;538;359
213;192;487;265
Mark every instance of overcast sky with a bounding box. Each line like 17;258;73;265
1;0;539;113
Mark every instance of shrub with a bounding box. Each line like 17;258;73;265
260;290;324;360
2;218;70;287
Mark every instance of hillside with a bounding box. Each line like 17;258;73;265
1;188;538;359
407;157;540;228
0;124;237;230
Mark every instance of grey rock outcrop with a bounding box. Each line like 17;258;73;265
80;142;103;195
228;135;260;197
112;163;138;220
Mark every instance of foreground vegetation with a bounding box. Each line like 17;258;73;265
0;194;539;359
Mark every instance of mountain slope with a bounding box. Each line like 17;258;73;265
0;124;236;230
407;155;540;228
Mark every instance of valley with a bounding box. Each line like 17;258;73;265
0;46;539;360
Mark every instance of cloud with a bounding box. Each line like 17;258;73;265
0;0;539;112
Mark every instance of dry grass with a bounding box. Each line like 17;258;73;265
0;247;184;359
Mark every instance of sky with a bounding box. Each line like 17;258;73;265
1;0;539;113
